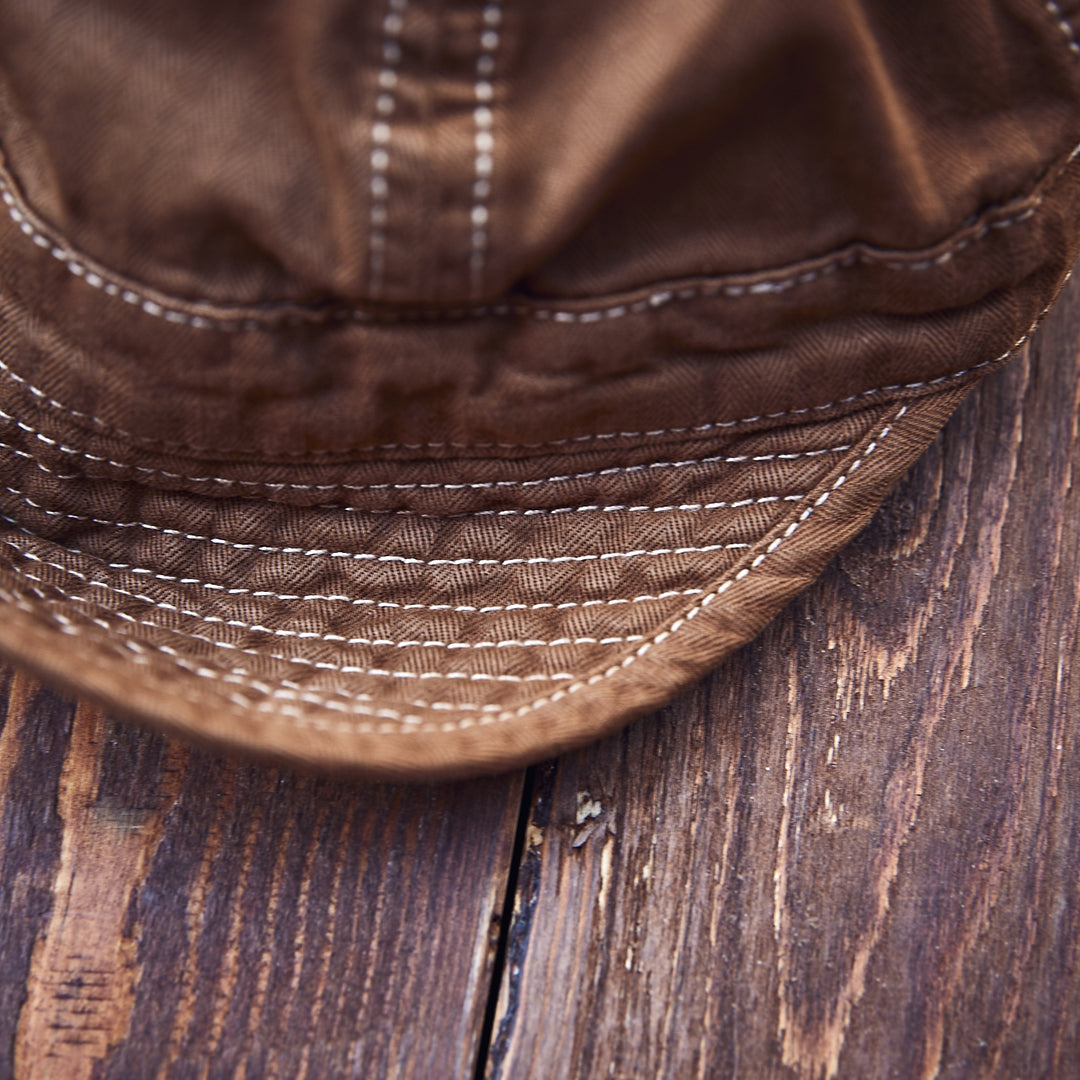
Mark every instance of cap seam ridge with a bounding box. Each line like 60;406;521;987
0;409;853;493
468;3;502;296
1;133;1075;333
0;297;1055;460
367;0;408;297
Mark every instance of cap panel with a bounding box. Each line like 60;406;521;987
1;0;1077;308
0;0;495;307
510;0;1080;297
0;0;380;303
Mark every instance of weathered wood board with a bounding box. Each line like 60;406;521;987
3;281;1080;1079
0;690;522;1079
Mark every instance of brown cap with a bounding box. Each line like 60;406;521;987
0;0;1077;778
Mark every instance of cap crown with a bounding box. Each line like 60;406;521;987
2;0;1076;311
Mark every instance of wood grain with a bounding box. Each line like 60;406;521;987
484;282;1080;1080
4;284;1080;1078
0;688;522;1079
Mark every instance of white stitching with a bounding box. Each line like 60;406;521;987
4;564;586;716
3;487;757;565
0;588;553;726
37;279;1062;731
0;406;906;732
348;493;806;518
0;408;851;491
1046;0;1080;53
2;537;707;717
8;573;578;685
0;316;1048;458
0;438;79;479
0;434;808;513
0;435;809;515
387;493;806;518
469;2;501;296
0;174;1056;328
3;556;644;650
437;407;909;734
1;132;1075;334
6;537;710;614
0;268;1065;733
368;0;408;296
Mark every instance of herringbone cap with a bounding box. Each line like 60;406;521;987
0;0;1078;776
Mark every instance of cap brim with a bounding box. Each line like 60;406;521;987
0;373;980;779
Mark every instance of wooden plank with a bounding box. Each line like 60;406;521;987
485;281;1080;1080
0;687;523;1079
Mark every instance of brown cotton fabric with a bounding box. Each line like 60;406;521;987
0;0;1076;777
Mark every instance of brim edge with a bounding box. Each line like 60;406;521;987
0;383;972;780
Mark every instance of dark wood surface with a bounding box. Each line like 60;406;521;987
3;281;1080;1078
0;692;523;1080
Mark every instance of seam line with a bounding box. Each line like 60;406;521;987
437;405;909;734
7;577;576;689
368;0;408;296
0;316;1054;458
1;134;1076;334
0;435;809;515
0;405;906;732
0;408;849;492
3;590;552;723
469;2;501;296
4;560;647;651
2;484;759;565
1045;0;1080;53
3;535;712;614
